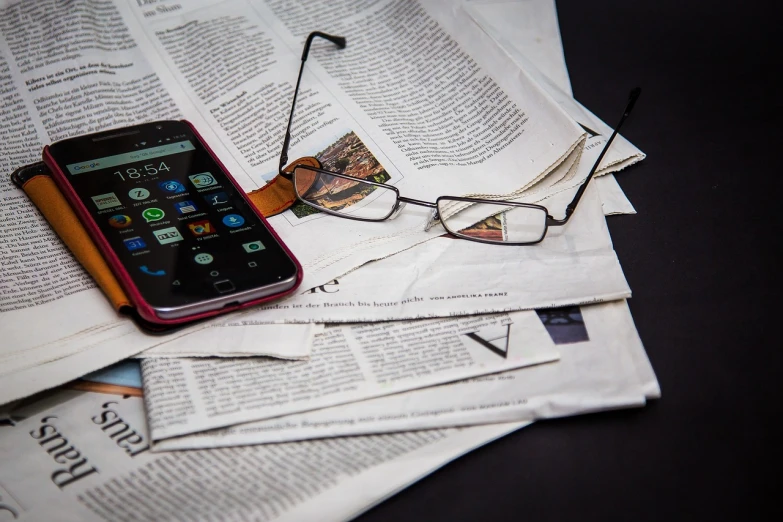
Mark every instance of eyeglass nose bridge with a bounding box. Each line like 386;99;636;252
423;208;442;231
395;196;440;228
389;200;407;220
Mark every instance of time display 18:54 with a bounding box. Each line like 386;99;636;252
113;162;171;182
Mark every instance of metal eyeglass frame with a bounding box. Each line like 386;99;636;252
278;31;641;245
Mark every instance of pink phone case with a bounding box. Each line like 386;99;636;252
42;120;302;326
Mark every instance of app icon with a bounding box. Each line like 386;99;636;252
194;253;214;265
188;172;218;189
187;220;215;236
242;240;265;253
153;226;184;245
92;192;122;210
142;207;165;222
159;180;186;193
139;266;166;276
128;188;150;201
175;200;197;214
108;214;132;229
222;214;245;228
204;191;229;206
123;236;147;252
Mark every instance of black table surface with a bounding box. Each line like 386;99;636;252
359;1;781;520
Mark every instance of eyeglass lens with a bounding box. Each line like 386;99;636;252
293;166;398;221
437;199;548;244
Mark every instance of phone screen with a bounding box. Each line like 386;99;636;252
46;121;298;318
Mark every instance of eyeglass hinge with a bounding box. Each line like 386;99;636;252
546;214;567;227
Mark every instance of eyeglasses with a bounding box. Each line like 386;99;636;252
279;31;640;245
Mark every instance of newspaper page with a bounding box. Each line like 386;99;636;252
595;175;637;215
465;0;638;215
0;0;617;385
156;300;659;449
0;390;528;522
0;0;640;402
468;0;573;96
111;0;596;289
137;322;323;359
142;311;558;440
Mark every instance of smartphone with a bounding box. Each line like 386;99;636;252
43;120;301;325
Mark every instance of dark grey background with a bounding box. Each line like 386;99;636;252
359;1;780;520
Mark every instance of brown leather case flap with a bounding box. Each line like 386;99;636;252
246;156;320;217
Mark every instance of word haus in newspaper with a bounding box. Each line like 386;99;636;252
27;400;151;490
29;416;99;489
91;400;151;457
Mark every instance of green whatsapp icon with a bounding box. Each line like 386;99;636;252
142;207;165;222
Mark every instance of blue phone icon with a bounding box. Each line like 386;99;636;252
222;214;245;228
139;265;166;276
159;180;186;193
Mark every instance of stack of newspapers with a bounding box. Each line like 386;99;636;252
0;1;659;520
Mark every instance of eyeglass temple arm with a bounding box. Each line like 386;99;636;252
279;31;347;176
547;87;641;226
